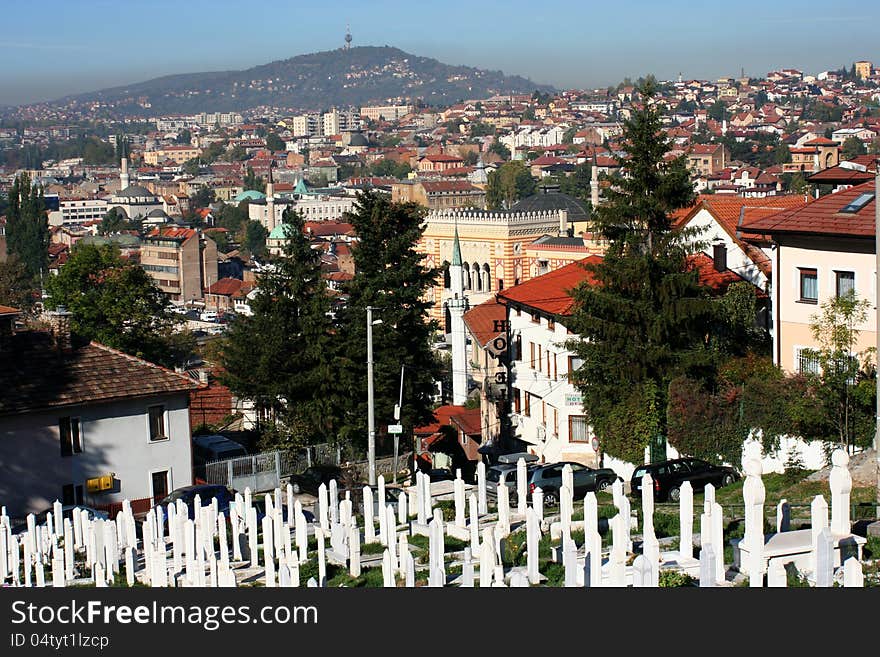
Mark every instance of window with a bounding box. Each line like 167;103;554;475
552;354;558;380
498;279;504;290
530;312;540;324
514;334;522;361
151;470;170;500
552;407;558;436
537;344;542;371
569;415;590;442
840;192;874;213
148;405;168;441
524;392;531;417
799;268;818;303
61;484;84;506
529;342;535;368
568;355;584;376
796;347;821;375
835;271;855;299
547;318;555;331
513;387;521;414
59;417;82;457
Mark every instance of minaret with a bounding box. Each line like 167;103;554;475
266;161;276;232
120;155;130;190
590;154;600;209
449;224;468;406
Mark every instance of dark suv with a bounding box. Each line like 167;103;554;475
288;465;345;496
630;458;739;502
526;462;621;506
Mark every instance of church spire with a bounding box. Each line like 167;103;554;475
451;222;462;267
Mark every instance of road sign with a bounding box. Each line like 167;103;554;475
388;424;403;434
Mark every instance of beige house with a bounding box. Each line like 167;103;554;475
392;179;486;211
141;227;219;302
743;182;877;374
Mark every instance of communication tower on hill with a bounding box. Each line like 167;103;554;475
344;25;352;50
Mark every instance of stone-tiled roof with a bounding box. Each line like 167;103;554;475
0;331;199;416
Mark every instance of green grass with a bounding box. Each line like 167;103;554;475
361;541;386;555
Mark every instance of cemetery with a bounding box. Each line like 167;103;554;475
0;445;877;589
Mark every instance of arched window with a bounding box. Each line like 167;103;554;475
482;264;491;291
463;263;471;290
472;262;482;291
444;303;451;334
442;261;451;289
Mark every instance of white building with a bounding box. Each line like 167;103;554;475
495;252;761;480
59;198;109;225
0;309;199;517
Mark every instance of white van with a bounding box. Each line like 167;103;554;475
200;310;218;322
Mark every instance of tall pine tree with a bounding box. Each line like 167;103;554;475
5;173;48;285
333;191;441;452
220;208;335;448
566;79;717;464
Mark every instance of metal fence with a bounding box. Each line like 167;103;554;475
204;442;344;493
202;442;409;493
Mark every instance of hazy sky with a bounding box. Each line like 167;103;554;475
2;0;878;106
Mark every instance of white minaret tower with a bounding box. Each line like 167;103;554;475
449;224;468;406
120;155;130;190
266;162;276;232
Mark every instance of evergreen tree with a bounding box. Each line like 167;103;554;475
5;173;48;285
333;191;441;451
220;208;335;448
243;166;265;192
0;254;38;311
566;79;718;464
486;160;536;210
45;243;190;367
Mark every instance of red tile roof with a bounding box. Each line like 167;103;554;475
147;227;196;241
496;257;602;316
207;277;246;297
0;331;200;416
802;137;838;146
463;298;506;348
0;305;20;316
742;181;877;238
497;252;757;316
450;407;482;436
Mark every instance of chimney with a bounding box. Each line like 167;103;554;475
45;306;73;351
198;369;209;385
558;209;568;237
712;242;728;272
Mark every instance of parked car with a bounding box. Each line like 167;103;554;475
427;468;455;483
486;452;540;488
192;434;247;464
630;458;739;502
199;310;218;322
288;465;345;496
156;484;235;520
11;505;108;535
525;462;621;506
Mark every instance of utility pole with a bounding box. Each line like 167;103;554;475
367;305;377;486
875;163;880;511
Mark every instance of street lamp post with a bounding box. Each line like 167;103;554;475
367;305;377;486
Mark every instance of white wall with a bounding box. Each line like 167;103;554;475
0;393;193;517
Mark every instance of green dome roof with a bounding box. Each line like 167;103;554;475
268;223;296;239
234;190;266;202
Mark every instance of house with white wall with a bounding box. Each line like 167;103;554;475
742;181;877;375
0;308;200;518
494;253;761;481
